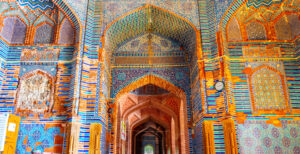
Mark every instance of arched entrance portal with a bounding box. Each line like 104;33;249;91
102;4;199;154
113;75;189;154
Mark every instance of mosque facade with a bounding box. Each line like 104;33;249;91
0;0;299;153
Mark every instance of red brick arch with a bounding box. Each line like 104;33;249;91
113;75;189;154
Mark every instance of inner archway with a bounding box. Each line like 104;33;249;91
134;121;165;154
113;75;189;154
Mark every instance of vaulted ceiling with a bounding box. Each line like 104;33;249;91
105;5;197;58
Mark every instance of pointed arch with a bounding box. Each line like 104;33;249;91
114;75;189;154
52;0;81;33
104;4;198;34
115;75;186;102
34;22;55;44
103;4;201;62
0;16;27;44
226;16;242;42
245;20;267;40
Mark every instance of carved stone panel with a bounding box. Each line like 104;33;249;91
16;70;54;114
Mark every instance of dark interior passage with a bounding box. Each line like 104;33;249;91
133;121;166;154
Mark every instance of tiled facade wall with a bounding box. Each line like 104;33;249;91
0;0;80;153
0;45;76;152
237;120;300;154
0;0;299;154
0;39;8;92
16;123;65;154
76;0;108;153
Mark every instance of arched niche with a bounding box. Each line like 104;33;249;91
275;15;292;40
0;0;79;45
0;16;27;44
245;21;267;40
114;75;189;154
221;0;300;43
59;18;75;44
287;14;300;39
275;14;300;40
34;23;54;44
103;4;199;68
226;16;242;42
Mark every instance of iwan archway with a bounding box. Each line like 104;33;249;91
102;4;200;154
113;75;189;154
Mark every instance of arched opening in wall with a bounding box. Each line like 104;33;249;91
134;121;165;154
144;144;155;154
114;75;188;154
102;4;199;154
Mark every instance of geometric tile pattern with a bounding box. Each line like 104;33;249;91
227;41;298;115
0;0;298;153
111;67;191;99
20;48;59;62
17;0;55;11
192;121;204;154
251;67;286;110
0;0;77;44
243;46;281;58
245;21;267;40
246;0;283;8
102;0;200;29
215;0;234;26
225;0;300;42
58;19;75;44
105;5;196;62
113;33;186;65
237;120;300;154
116;34;181;53
34;24;54;44
16;124;65;154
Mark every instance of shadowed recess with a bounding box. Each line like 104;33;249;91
130;84;170;95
